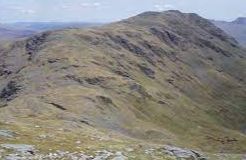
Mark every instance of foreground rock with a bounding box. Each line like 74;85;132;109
0;130;15;138
112;151;127;160
93;150;114;160
163;145;207;160
0;146;129;160
0;144;35;154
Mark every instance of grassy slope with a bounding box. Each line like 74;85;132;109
0;11;245;156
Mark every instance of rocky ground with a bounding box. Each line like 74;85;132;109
0;142;207;160
0;129;245;160
0;143;245;160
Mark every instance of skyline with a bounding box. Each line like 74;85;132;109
0;0;246;23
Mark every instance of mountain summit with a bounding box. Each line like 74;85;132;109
0;11;246;159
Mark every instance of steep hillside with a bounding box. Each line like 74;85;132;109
0;11;245;159
213;17;246;47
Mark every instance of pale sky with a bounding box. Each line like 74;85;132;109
0;0;246;23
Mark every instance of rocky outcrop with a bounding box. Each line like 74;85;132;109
0;81;21;102
0;65;12;76
85;77;105;85
107;34;146;56
96;96;114;105
150;27;183;48
163;145;207;160
138;64;155;79
25;32;50;60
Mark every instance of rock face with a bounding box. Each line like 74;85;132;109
25;32;50;60
0;10;246;154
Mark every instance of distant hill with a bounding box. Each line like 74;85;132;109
7;22;103;32
233;17;246;24
0;22;102;41
0;25;35;41
212;17;246;47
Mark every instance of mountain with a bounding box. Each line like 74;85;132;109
233;17;246;25
6;22;103;32
212;17;246;47
0;11;245;159
0;25;35;41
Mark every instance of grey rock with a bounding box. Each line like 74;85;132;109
0;144;35;154
112;152;127;160
0;130;15;138
4;154;22;160
38;134;47;139
125;148;134;152
93;150;113;160
242;154;246;160
163;145;206;160
144;148;155;155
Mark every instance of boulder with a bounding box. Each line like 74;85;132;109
0;130;15;138
163;145;207;160
0;144;35;155
112;151;127;160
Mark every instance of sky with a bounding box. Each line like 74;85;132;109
0;0;246;23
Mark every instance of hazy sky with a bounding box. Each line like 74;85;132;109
0;0;246;23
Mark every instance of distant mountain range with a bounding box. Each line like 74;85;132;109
5;22;103;31
0;22;102;41
0;25;34;41
212;17;246;47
